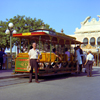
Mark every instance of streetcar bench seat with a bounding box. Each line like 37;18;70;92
59;54;68;61
18;53;29;57
45;53;56;62
70;54;74;61
39;52;56;62
39;53;46;62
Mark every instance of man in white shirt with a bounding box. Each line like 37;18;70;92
28;42;42;83
85;51;94;77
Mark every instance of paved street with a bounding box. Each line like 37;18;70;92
0;67;100;100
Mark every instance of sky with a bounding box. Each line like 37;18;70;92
0;0;100;52
0;0;100;35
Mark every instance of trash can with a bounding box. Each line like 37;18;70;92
4;57;7;69
6;56;12;69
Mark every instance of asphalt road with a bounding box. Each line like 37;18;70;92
0;68;100;100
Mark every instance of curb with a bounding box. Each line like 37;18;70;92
93;67;100;68
0;66;100;79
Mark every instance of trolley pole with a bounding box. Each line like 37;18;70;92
97;48;99;67
39;36;41;51
10;30;12;68
50;37;52;62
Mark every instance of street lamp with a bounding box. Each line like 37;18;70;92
5;22;17;68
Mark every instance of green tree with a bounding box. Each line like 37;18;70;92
0;15;55;52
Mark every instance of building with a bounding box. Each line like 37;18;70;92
74;15;100;53
73;15;100;66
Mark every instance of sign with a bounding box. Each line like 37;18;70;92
49;31;56;35
22;33;31;36
15;57;29;71
15;57;35;73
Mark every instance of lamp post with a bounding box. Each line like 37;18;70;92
5;23;17;68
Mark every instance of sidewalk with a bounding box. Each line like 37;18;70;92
0;66;100;79
0;68;29;79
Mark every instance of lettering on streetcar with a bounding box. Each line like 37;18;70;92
22;33;31;36
17;59;29;61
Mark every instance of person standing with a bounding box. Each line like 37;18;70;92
0;48;5;70
28;42;42;83
2;48;7;69
65;48;70;61
77;46;83;73
77;46;83;61
76;47;82;73
85;51;94;77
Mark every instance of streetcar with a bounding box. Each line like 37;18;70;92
13;28;82;76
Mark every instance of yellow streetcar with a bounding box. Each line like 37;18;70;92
13;29;82;76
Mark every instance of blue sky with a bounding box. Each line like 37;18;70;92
0;0;100;36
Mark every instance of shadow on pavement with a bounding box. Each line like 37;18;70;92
17;68;100;82
38;72;87;82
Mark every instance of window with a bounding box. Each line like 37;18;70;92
97;37;100;46
83;38;88;46
90;37;95;46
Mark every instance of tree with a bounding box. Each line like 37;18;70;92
0;15;55;52
0;21;8;49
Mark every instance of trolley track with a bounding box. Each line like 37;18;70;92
0;77;29;87
0;74;69;87
0;72;78;88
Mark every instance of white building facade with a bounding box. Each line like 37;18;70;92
74;15;100;53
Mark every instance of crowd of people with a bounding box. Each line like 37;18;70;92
0;42;94;84
0;48;7;70
74;46;94;77
28;42;94;83
48;45;94;77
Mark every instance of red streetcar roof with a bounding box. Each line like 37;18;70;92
13;32;46;37
13;31;82;44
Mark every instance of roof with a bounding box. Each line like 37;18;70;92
75;16;100;33
13;29;82;45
